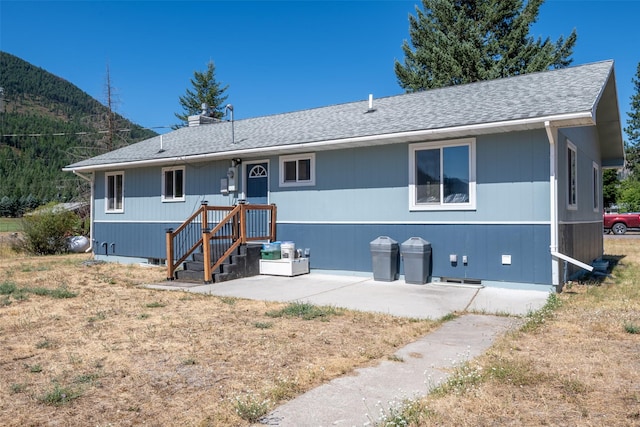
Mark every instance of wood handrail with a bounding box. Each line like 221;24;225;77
167;203;276;282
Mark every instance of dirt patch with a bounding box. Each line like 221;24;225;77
0;254;438;426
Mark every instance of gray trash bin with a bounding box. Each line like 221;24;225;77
370;236;399;281
401;237;431;284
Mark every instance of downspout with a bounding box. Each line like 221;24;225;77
544;121;560;287
545;122;594;289
72;170;94;253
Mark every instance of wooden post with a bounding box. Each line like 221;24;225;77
200;201;208;231
240;204;247;244
165;228;174;280
270;204;277;242
202;227;212;284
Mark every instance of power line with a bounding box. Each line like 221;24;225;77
0;126;173;138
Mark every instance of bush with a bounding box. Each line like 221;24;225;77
21;203;81;255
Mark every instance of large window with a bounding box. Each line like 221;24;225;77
409;139;475;210
567;141;577;209
162;166;185;202
105;171;124;213
279;153;315;187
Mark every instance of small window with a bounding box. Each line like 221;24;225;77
409;139;476;210
567;141;577;209
279;153;315;187
105;171;124;213
592;162;599;212
162;166;185;202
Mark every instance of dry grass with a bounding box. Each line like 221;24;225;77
394;237;640;426
0;251;438;426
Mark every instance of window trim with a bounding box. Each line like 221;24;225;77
105;171;124;213
567;140;577;210
162;166;186;202
409;138;476;211
592;161;600;212
279;153;315;187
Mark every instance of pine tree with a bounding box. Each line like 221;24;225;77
395;0;577;91
624;62;640;178
175;60;229;125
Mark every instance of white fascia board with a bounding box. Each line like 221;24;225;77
63;111;594;173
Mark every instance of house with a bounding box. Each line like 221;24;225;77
63;60;624;289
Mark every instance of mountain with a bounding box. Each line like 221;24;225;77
0;51;157;216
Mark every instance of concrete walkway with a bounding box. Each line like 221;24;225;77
147;273;550;426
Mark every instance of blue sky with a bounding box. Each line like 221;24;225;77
1;1;638;136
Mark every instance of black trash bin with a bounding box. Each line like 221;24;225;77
370;236;399;281
401;237;431;284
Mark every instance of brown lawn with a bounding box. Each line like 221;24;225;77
0;250;438;426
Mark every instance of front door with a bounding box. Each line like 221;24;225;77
245;161;269;204
244;161;270;239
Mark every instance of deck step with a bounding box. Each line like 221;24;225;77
176;243;263;283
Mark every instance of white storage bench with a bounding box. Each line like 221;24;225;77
259;258;309;277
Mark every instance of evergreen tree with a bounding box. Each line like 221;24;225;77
175;60;229;125
602;169;619;210
624;62;640;178
395;0;577;91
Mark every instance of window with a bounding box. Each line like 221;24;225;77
409;139;476;210
105;171;124;213
279;153;315;186
567;141;577;209
592;162;599;212
162;166;185;202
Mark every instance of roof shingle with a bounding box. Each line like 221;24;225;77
65;60;617;170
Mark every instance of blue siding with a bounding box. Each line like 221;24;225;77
277;223;551;285
89;128;559;286
94;163;236;223
270;130;551;224
94;222;180;260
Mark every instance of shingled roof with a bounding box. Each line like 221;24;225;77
64;60;624;171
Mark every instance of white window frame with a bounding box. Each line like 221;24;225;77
592;161;600;212
567;140;577;210
409;138;476;211
105;171;124;213
279;153;315;187
162;166;186;202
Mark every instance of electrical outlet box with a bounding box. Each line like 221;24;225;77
502;255;512;265
449;254;457;263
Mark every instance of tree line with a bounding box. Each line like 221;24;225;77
0;51;156;217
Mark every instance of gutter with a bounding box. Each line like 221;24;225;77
72;170;94;253
63;111;595;173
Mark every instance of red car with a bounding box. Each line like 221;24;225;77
603;212;640;235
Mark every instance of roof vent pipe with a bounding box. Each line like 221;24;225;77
201;103;209;115
366;94;376;113
225;104;235;144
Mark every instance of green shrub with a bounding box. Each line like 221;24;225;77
21;203;81;255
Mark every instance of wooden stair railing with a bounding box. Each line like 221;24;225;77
166;202;277;282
